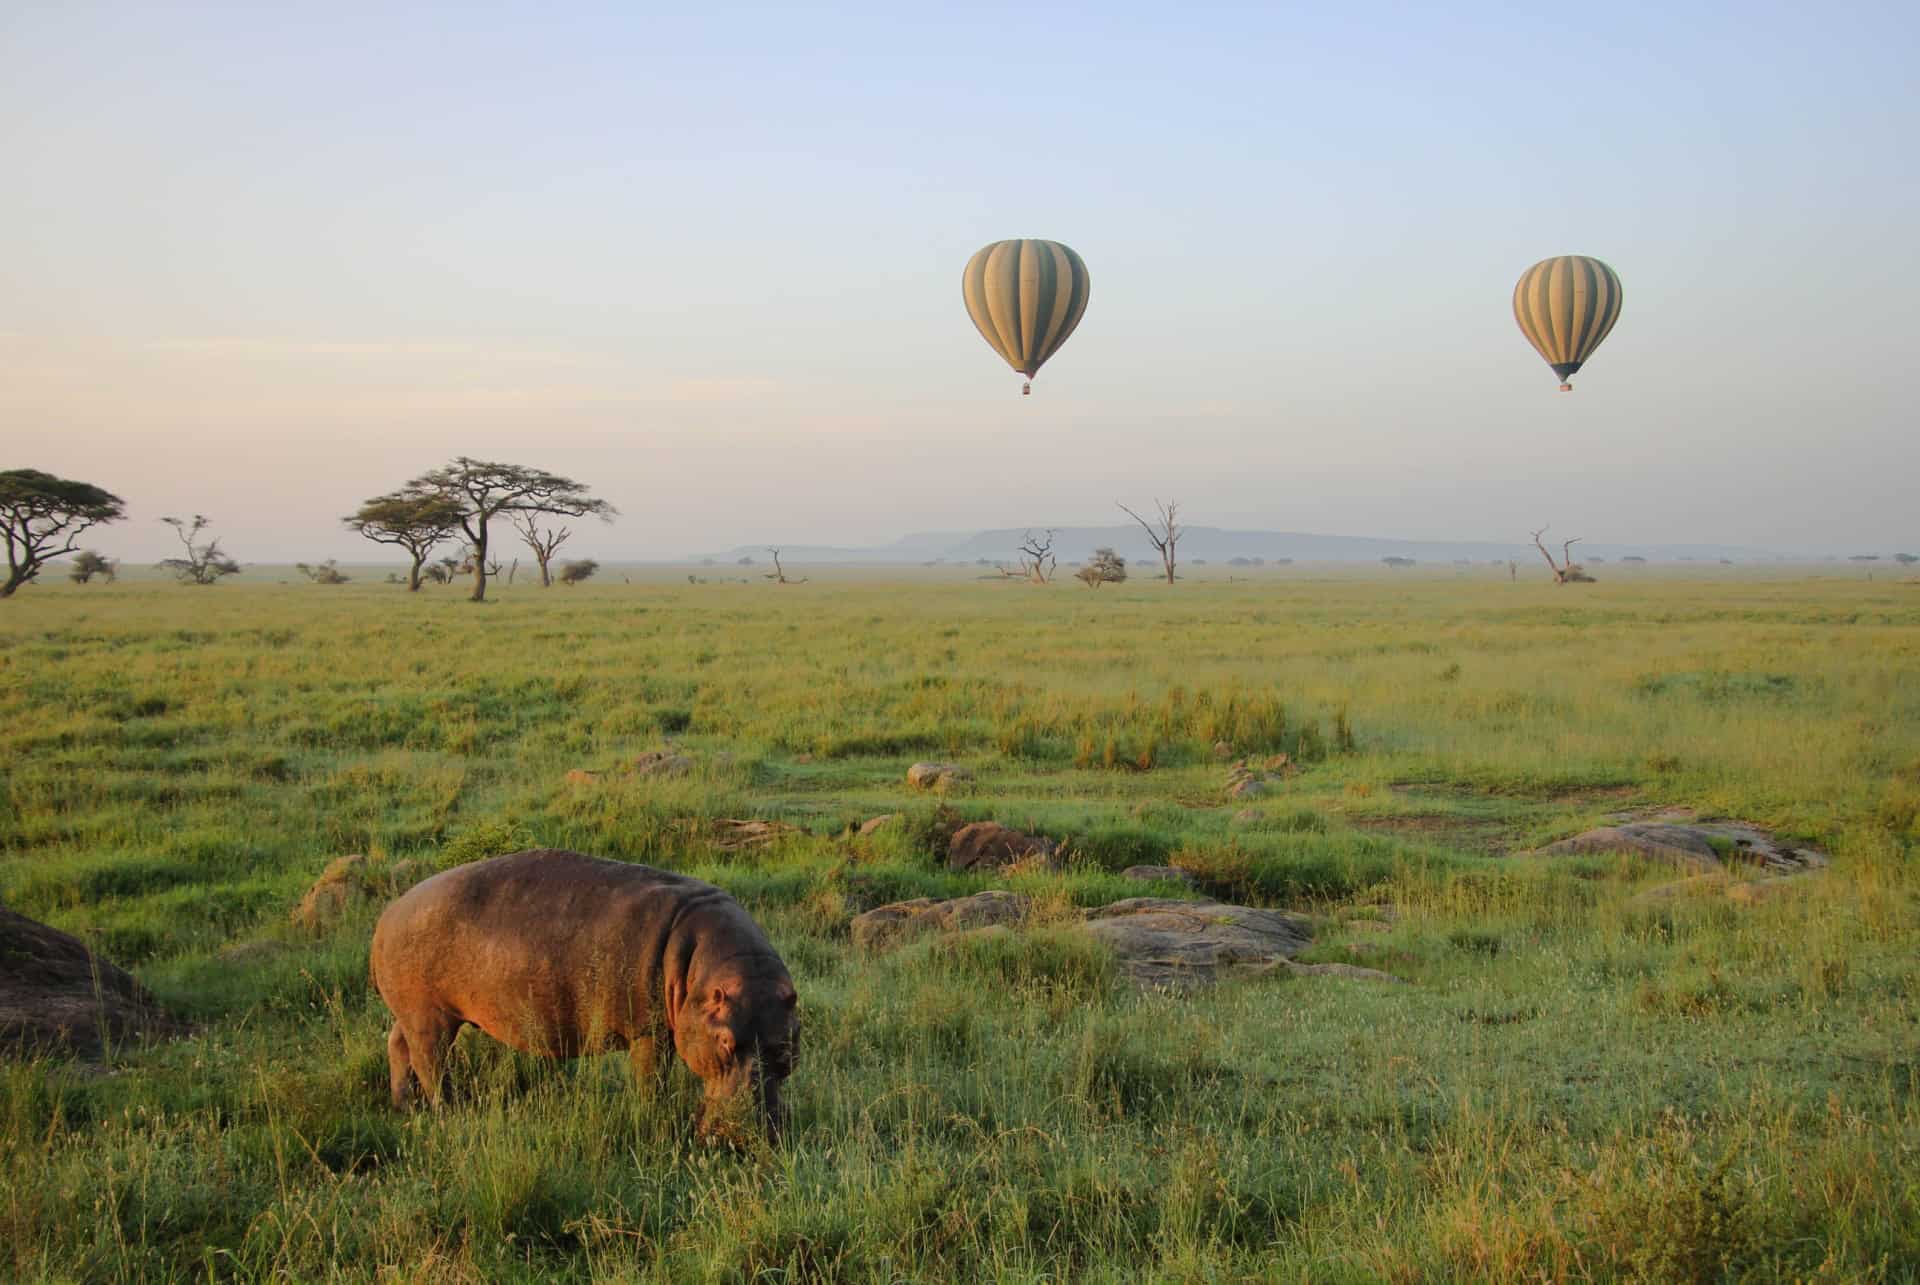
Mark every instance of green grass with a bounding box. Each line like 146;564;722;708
3;571;1918;1280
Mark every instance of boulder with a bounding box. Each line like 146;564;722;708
1080;898;1314;991
907;762;973;791
850;891;1031;949
633;751;694;778
1226;778;1268;801
948;822;1056;873
857;813;903;838
1531;820;1827;874
1120;865;1198;886
849;891;1334;993
292;854;373;931
1;905;188;1060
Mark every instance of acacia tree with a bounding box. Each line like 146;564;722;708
345;491;466;591
398;458;615;602
295;560;350;584
1119;499;1181;584
68;551;118;584
158;515;242;585
511;512;572;587
1077;547;1127;588
1;469;126;598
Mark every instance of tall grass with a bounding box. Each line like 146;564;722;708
2;572;1916;1279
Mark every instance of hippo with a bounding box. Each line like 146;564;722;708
369;848;798;1140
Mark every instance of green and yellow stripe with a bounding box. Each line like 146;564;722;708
1513;255;1623;387
962;239;1091;383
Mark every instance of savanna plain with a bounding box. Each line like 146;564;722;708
3;567;1918;1282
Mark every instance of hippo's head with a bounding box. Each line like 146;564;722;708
676;973;799;1142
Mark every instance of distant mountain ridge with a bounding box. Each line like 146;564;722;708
694;525;1795;565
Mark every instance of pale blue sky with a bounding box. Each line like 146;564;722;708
4;1;1915;559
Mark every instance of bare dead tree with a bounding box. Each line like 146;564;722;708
511;512;572;587
158;515;242;585
764;547;807;584
1016;529;1058;583
1531;526;1595;584
1119;500;1181;584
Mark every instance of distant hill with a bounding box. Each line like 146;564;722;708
693;526;1793;566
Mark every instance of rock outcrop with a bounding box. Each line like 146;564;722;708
907;762;973;791
948;822;1056;873
850;890;1031;949
1530;818;1827;874
850;892;1346;992
1;905;187;1060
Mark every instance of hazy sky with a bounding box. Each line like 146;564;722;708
4;1;1916;560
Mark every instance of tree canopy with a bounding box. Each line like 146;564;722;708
345;491;467;591
398;458;615;601
1;469;126;598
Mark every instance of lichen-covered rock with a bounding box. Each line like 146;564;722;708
1080;898;1314;992
907;762;973;791
1;906;188;1060
850;891;1032;949
948;822;1056;873
1532;820;1827;874
633;751;694;778
1120;865;1198;886
292;854;372;931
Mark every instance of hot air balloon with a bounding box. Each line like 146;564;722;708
1513;255;1623;391
962;239;1090;395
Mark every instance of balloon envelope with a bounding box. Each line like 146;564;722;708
962;239;1090;389
1513;255;1623;389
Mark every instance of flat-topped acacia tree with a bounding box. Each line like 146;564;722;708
344;491;467;591
397;458;615;602
0;469;126;598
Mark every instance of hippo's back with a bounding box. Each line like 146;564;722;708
371;850;729;1044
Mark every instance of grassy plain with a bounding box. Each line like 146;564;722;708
2;567;1918;1281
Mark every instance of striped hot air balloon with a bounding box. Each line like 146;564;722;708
1512;255;1623;391
961;239;1090;395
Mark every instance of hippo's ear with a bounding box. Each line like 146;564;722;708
782;988;798;1009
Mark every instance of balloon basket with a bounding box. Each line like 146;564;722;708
1022;381;1031;396
1559;384;1572;392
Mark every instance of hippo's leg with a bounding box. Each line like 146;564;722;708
759;1072;788;1145
386;1023;415;1108
400;1014;459;1107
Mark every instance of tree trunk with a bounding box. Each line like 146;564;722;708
1163;552;1175;585
537;555;552;587
469;526;489;602
407;553;424;592
0;571;28;598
